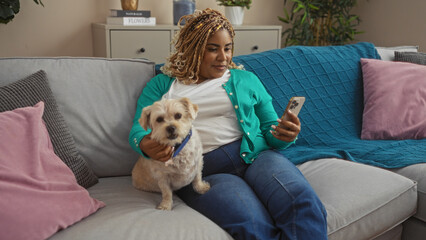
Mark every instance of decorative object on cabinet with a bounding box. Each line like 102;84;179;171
106;16;156;26
278;0;363;46
108;6;153;26
0;0;43;24
121;0;139;11
224;6;244;25
216;0;251;9
217;0;251;25
173;0;196;25
110;9;151;17
91;24;281;63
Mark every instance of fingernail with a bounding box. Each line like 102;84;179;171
271;125;276;129
277;118;282;122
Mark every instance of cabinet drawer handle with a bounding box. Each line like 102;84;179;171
139;48;146;53
252;45;259;51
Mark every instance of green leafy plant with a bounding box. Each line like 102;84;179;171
278;0;363;46
0;0;44;24
216;0;252;10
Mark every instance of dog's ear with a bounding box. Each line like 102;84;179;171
139;105;152;130
180;97;198;120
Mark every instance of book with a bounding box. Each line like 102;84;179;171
110;9;151;18
106;17;156;26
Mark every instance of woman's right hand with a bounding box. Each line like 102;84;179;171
139;133;174;162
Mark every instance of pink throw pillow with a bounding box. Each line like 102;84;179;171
360;58;426;139
0;102;105;240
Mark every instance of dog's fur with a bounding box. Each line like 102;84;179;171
132;97;210;210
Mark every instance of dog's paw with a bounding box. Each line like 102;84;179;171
156;201;172;211
194;181;210;194
157;199;173;211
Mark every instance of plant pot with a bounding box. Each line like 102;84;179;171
225;6;244;25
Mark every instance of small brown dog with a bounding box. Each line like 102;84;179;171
132;97;210;210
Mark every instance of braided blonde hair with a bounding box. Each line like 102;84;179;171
161;8;241;84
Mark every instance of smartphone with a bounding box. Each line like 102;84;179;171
280;96;306;122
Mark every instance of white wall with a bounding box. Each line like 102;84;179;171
353;0;426;50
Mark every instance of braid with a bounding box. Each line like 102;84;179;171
161;8;242;85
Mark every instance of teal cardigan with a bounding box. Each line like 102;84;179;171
129;69;295;163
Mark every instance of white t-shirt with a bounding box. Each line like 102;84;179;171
162;70;242;153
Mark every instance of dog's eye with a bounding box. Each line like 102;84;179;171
156;117;164;123
174;113;182;120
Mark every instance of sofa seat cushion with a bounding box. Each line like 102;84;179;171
297;158;417;240
391;163;426;222
0;57;155;177
49;176;232;240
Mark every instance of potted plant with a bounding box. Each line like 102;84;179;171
0;0;43;24
216;0;252;25
278;0;363;46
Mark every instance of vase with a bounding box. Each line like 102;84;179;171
173;0;196;25
121;0;139;10
225;6;244;25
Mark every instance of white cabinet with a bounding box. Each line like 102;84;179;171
109;30;171;61
92;23;281;63
232;26;282;56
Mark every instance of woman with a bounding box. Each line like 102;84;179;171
129;8;327;240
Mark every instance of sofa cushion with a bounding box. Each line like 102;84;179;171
0;70;98;188
394;51;426;65
49;176;233;240
376;45;418;61
233;42;426;168
297;158;417;240
360;58;426;140
0;57;155;177
0;102;105;240
391;163;426;222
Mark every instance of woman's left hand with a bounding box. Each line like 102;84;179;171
271;110;301;142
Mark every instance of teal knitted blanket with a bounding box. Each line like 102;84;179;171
233;42;426;168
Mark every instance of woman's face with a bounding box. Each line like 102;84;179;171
198;29;233;82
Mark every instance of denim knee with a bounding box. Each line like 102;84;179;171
177;173;280;240
245;150;328;239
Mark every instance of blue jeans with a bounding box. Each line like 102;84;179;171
176;140;328;240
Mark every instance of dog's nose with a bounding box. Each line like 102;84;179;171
166;125;176;134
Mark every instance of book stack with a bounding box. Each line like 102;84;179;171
106;9;156;26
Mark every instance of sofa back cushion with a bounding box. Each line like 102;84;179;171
0;57;155;177
375;45;418;61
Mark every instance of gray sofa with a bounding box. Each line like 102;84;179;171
0;44;424;240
